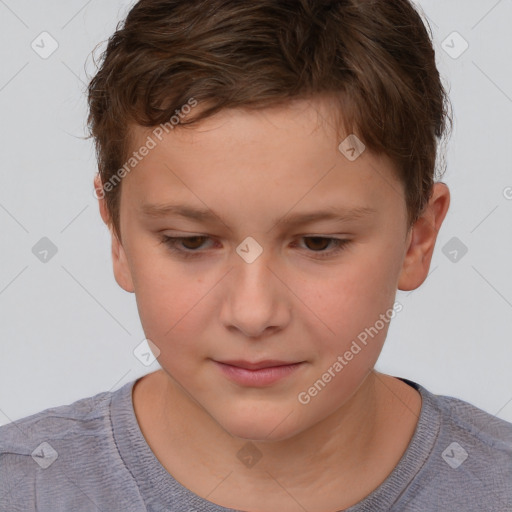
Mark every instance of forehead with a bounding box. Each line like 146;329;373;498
131;96;344;163
122;97;405;224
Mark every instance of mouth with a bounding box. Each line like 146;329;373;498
216;359;303;370
212;359;306;386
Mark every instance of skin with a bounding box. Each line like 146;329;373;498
94;96;450;512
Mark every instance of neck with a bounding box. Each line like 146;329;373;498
134;369;421;511
164;369;381;481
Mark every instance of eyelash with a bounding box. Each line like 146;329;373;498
159;235;351;260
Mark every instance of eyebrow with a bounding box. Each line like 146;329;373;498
139;202;377;228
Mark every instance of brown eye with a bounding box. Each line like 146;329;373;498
303;236;332;252
293;236;351;260
160;235;213;259
160;235;350;261
179;236;208;250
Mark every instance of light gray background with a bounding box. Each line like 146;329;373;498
0;0;511;425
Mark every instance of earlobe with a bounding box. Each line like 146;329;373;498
398;183;450;291
94;173;110;226
111;234;135;293
94;173;135;294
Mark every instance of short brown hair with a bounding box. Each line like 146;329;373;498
87;0;452;243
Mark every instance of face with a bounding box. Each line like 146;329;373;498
103;97;420;441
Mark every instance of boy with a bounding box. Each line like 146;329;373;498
1;0;511;510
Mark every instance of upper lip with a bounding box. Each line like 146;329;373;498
216;359;302;370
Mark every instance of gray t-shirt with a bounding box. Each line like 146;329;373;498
1;376;511;511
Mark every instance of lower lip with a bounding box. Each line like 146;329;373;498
214;361;304;386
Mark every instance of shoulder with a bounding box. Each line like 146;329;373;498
433;390;512;457
411;383;512;510
1;386;112;448
0;382;141;511
0;386;114;458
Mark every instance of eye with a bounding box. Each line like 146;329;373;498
292;236;351;259
160;235;212;259
159;235;351;260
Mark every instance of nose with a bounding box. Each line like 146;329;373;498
219;251;290;339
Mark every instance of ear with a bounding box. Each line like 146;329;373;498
94;173;135;293
398;182;450;291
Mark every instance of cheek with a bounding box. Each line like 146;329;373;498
133;274;212;382
129;251;214;347
307;259;398;329
129;232;402;370
298;250;401;364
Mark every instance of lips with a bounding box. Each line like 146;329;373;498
213;359;305;386
216;359;302;370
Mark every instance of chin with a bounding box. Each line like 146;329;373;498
213;407;305;443
228;424;299;443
